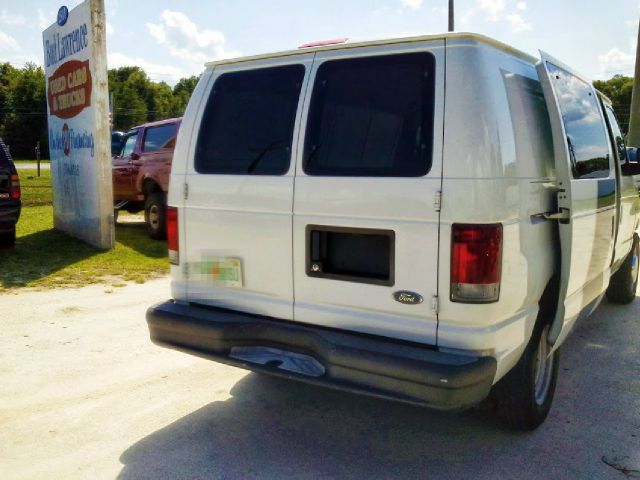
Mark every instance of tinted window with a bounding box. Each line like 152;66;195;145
547;62;610;179
195;64;305;175
304;53;435;177
0;139;11;167
143;123;177;152
121;132;138;157
603;105;628;164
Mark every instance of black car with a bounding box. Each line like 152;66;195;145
111;130;124;156
0;139;21;247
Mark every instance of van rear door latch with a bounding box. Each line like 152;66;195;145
532;208;571;224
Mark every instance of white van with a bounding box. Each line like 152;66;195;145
147;33;640;430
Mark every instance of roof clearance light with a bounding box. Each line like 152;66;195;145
298;38;349;49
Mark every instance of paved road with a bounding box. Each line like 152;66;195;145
1;279;638;479
15;162;51;170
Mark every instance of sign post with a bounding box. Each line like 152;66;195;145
42;0;114;249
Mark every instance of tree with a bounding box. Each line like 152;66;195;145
594;75;634;133
1;63;47;158
0;63;199;158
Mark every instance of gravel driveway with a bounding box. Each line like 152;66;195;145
1;278;638;479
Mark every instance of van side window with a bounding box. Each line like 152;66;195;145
304;53;435;177
603;105;628;164
143;124;177;152
195;64;305;175
547;63;611;179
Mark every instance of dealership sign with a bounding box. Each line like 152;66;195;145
43;0;113;249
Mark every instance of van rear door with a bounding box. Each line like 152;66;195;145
292;42;445;345
182;56;312;320
536;53;617;349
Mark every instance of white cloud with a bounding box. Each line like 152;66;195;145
462;0;532;33
108;52;188;84
505;13;531;32
106;22;114;36
0;9;26;26
400;0;423;10
37;9;53;30
145;10;239;65
477;0;506;21
105;0;119;17
0;29;20;51
598;46;636;78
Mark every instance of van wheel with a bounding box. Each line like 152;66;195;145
0;227;16;248
606;236;639;304
144;192;167;240
494;322;559;430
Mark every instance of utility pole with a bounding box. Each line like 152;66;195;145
448;0;454;32
628;18;640;147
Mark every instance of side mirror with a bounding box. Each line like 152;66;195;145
621;147;640;176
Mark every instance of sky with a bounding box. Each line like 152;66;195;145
0;0;638;85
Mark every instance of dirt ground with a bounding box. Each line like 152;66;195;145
1;278;638;479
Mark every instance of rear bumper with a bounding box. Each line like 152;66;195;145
147;301;497;410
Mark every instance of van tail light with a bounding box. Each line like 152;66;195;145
450;224;502;303
10;173;20;200
167;207;179;265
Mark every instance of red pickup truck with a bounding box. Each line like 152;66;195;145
112;118;181;239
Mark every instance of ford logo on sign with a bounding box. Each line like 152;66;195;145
57;6;69;26
393;291;424;305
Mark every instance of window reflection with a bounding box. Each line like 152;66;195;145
603;105;628;164
547;62;610;179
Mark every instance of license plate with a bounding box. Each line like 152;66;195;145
195;257;243;287
0;193;9;199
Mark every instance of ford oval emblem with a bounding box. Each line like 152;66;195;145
57;6;69;26
393;291;423;305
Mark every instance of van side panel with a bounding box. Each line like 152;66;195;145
438;39;556;381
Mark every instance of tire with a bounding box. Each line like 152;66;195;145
606;236;639;304
144;192;167;240
493;322;560;430
0;227;16;248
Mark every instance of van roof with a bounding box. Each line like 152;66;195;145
205;32;538;68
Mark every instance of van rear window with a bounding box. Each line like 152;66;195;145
303;52;435;177
195;64;305;175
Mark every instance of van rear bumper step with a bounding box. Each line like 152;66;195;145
146;301;497;411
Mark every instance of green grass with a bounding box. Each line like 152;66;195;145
19;169;52;206
0;171;169;290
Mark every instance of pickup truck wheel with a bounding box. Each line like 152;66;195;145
0;227;16;248
144;192;167;240
606;236;639;304
494;322;559;431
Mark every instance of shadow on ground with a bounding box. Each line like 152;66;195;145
115;220;167;259
117;298;640;479
0;220;166;288
0;228;97;287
